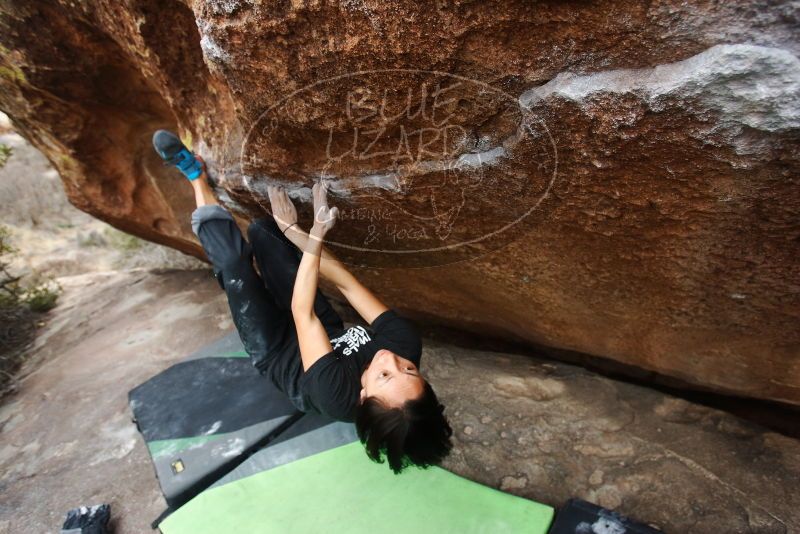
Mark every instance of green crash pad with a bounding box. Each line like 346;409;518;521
127;332;301;510
160;440;554;534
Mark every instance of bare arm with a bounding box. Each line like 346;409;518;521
290;225;326;318
290;182;339;371
189;159;389;328
268;185;390;326
291;226;334;371
286;228;389;325
285;230;355;294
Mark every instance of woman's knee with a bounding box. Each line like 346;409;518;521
195;216;253;272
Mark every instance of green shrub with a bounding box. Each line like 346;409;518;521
22;276;62;312
0;143;11;167
0;225;22;307
0;224;62;312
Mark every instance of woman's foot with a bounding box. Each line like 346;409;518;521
152;129;204;181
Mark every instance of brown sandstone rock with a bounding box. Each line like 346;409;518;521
0;1;798;403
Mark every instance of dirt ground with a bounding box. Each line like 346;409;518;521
3;268;799;533
0;116;219;532
0;269;233;533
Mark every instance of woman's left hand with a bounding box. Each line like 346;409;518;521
267;184;299;232
311;180;338;236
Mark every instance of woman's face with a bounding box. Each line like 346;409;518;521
360;349;425;408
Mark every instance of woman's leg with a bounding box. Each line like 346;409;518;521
247;216;344;337
191;204;291;375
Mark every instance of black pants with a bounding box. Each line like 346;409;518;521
191;204;344;410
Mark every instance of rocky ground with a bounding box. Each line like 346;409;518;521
1;268;798;533
0;125;798;533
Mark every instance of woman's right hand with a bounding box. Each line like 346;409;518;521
311;180;338;237
267;184;299;232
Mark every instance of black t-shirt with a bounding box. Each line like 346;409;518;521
297;308;422;422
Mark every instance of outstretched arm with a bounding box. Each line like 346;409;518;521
268;185;389;326
291;181;340;371
190;160;389;327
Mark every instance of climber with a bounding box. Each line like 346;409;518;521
152;130;452;474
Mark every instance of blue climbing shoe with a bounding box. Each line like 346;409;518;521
152;129;204;181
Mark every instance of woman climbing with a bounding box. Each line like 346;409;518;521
153;130;452;474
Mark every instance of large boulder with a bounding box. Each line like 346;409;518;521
0;1;798;403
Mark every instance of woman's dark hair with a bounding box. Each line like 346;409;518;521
355;380;453;474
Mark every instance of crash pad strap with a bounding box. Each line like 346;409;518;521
160;441;554;534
